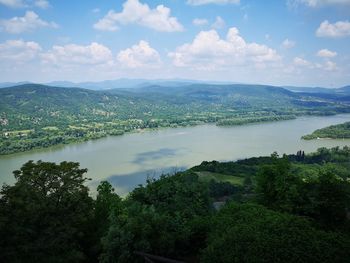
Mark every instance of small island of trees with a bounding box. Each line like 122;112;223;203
302;121;350;140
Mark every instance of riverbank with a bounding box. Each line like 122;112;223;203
2;114;350;191
0;114;297;156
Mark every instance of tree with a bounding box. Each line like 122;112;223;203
305;166;350;227
93;181;122;258
95;181;122;234
255;152;350;230
255;153;302;212
100;172;211;262
0;160;94;263
201;202;350;263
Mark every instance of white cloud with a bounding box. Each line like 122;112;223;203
0;0;50;8
322;61;337;71
288;0;350;7
294;57;312;67
34;0;49;9
317;48;337;58
315;61;338;71
187;0;240;5
193;18;208;26
93;10;119;31
0;39;160;75
211;16;225;29
41;42;113;66
316;20;350;38
168;27;280;70
294;56;338;71
0;0;26;8
94;0;183;32
0;11;58;34
282;39;295;49
0;39;41;62
117;40;161;68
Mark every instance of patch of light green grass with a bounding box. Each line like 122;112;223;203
196;171;244;186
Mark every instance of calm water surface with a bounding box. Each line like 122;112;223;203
1;114;350;195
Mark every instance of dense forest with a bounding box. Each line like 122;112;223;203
302;121;350;140
1;83;350;155
1;146;350;262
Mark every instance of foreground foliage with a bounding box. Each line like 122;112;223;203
202;202;350;263
0;161;94;263
1;147;350;262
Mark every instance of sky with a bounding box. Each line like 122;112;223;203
0;0;349;87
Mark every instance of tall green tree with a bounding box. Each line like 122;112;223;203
255;153;303;212
95;181;122;234
305;166;350;227
92;181;122;259
0;160;94;263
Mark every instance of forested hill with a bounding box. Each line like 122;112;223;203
112;83;301;106
0;83;147;121
121;83;297;98
0;84;107;113
1;82;347;115
1;83;350;155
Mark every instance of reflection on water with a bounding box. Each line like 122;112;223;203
1;114;350;195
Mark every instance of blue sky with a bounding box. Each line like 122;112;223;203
0;0;349;87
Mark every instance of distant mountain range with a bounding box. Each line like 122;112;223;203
1;79;348;94
0;81;32;88
282;86;350;94
0;79;235;90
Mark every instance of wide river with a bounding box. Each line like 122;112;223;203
1;114;350;195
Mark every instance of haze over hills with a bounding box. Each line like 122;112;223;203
1;79;349;94
0;79;236;90
0;78;350;99
282;86;335;94
0;82;32;89
283;85;350;94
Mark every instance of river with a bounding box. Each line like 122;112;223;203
1;114;350;195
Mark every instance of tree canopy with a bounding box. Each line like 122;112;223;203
0;161;94;263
